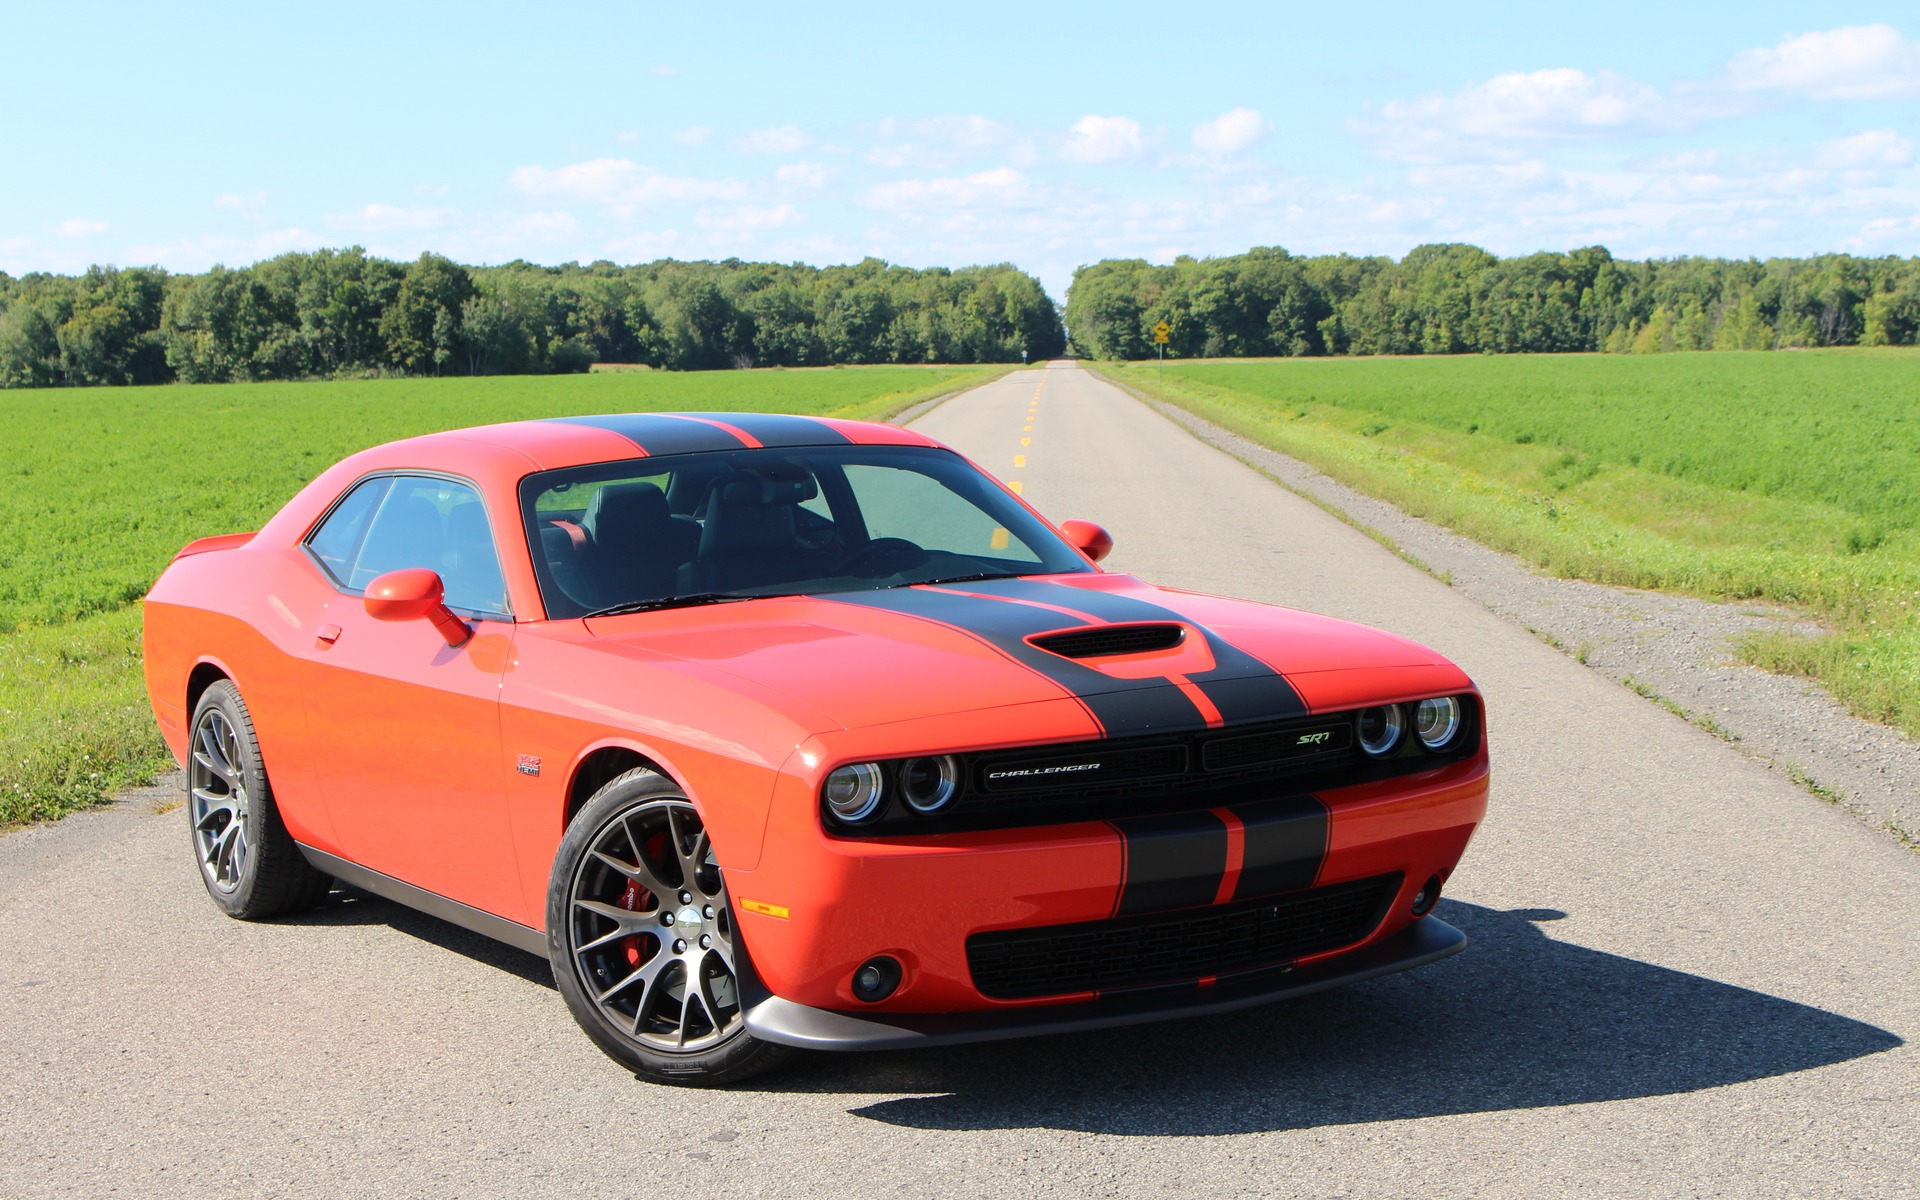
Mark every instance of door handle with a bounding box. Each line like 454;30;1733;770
315;624;342;647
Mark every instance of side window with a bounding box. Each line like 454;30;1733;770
308;475;509;616
307;478;391;586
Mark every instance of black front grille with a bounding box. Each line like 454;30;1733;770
827;697;1480;838
1031;624;1185;659
967;874;1401;999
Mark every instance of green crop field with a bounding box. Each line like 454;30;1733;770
0;364;1012;826
1101;350;1920;740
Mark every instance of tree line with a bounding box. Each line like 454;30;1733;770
0;252;1065;388
1063;244;1920;360
9;241;1920;388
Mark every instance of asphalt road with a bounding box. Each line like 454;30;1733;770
3;363;1915;1199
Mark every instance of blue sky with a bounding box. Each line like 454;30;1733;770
3;1;1918;297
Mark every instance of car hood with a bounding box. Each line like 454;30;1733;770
582;573;1451;735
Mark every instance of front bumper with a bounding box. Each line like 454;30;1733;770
741;915;1466;1050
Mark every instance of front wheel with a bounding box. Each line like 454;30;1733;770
547;768;791;1085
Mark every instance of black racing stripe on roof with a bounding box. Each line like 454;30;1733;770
1227;794;1329;902
1110;809;1228;916
976;578;1308;725
682;412;853;447
820;587;1210;738
546;414;748;456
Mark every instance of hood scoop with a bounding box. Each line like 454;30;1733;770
1030;623;1187;660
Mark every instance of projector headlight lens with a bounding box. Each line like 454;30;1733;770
1357;705;1406;758
824;763;885;823
900;755;960;814
1414;696;1465;750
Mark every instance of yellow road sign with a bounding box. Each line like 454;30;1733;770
1152;321;1171;344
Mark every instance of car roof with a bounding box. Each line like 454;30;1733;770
385;411;944;474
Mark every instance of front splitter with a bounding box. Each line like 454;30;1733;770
743;916;1466;1051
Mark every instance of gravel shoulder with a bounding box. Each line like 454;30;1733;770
1092;370;1920;852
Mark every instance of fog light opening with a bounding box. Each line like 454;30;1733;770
851;956;902;1003
1411;875;1443;918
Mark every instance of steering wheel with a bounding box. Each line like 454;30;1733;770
835;537;931;577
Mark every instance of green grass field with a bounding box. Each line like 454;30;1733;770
1101;351;1920;739
0;364;1011;826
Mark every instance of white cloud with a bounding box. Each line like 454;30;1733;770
775;161;832;188
1851;212;1920;246
1363;68;1669;161
53;217;108;237
865;115;1031;168
867;166;1034;211
671;125;711;146
123;227;317;271
733;126;811;155
1726;23;1920;100
1815;130;1915;169
696;204;804;231
325;204;452;233
1064;115;1143;163
213;191;269;215
650;64;676;78
508;159;746;205
1192;107;1268;155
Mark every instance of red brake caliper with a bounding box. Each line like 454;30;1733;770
621;878;651;967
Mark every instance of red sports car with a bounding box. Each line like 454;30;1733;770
144;411;1488;1084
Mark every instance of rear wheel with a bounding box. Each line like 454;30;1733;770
547;768;791;1085
186;680;331;918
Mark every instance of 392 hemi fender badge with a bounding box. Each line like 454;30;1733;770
515;754;541;776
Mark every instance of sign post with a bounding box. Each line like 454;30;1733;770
1152;321;1171;383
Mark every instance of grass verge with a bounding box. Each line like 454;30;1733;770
1093;355;1920;740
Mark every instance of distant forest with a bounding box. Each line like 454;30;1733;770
0;252;1064;388
1064;245;1920;360
6;242;1920;388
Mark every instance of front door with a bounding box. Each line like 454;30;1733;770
291;471;524;922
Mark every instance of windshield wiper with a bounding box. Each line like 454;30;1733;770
582;592;769;618
896;571;1029;589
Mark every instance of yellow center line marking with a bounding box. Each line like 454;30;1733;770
1009;480;1023;494
1023;424;1032;432
989;527;1010;550
1020;437;1030;446
1013;454;1026;468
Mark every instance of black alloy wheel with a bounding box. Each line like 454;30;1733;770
547;768;790;1085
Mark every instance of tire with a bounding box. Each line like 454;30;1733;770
185;680;332;919
547;768;792;1085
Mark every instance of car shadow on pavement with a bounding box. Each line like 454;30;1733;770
285;886;558;989
802;902;1903;1135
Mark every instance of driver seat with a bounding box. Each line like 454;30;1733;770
685;472;816;592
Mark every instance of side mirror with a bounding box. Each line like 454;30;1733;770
1058;520;1114;564
364;568;471;647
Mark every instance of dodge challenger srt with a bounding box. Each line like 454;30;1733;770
143;410;1489;1084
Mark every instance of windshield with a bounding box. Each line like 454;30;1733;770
519;443;1094;619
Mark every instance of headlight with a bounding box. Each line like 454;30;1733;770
900;755;959;814
1357;705;1406;758
824;763;885;823
1414;696;1465;750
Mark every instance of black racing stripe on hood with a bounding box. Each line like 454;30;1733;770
546;414;748;456
820;587;1209;737
1110;810;1228;917
684;412;852;447
966;578;1308;724
1227;795;1329;902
